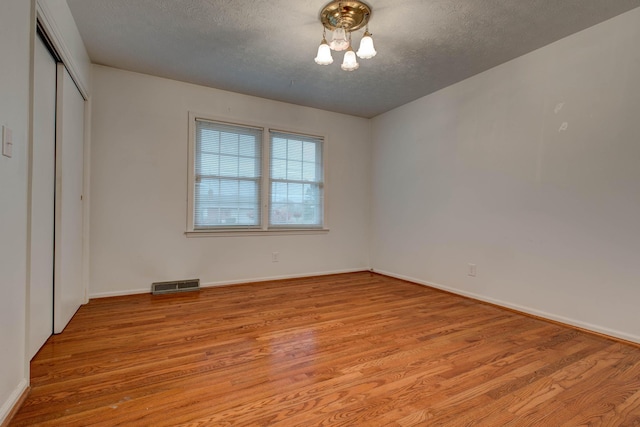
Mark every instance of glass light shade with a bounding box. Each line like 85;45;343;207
356;31;377;59
330;27;349;51
314;39;333;65
341;47;359;71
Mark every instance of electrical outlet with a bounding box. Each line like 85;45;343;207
468;263;477;277
272;252;279;262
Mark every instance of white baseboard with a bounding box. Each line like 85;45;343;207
89;268;368;299
373;268;640;345
0;378;28;426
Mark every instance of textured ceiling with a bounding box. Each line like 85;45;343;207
67;0;640;118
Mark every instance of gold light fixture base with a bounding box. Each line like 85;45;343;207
320;1;372;32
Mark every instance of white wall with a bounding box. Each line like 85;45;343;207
371;8;640;343
89;65;371;297
0;0;32;421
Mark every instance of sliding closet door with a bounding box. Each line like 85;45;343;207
29;35;57;358
54;64;85;333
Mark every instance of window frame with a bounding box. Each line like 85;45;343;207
186;112;329;237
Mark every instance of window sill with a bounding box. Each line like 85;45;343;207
185;228;330;238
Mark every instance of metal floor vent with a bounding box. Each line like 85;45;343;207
151;279;200;295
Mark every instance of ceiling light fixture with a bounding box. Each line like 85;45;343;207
315;1;376;71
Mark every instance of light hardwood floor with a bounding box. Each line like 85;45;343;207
10;272;640;426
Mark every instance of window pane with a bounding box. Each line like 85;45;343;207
198;153;219;176
288;182;304;203
238;157;256;177
287;160;302;181
288;139;303;161
303;141;315;163
239;135;256;157
302;162;316;181
271;158;287;180
272;181;287;202
270;174;322;223
195;178;219;226
272;138;287;159
303;183;321;202
200;129;219;153
220;179;238;197
239;180;258;204
219;155;239;177
220;132;239;155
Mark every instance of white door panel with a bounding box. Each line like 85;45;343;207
29;35;57;358
54;65;85;334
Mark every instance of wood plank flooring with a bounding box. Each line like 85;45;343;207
10;272;640;426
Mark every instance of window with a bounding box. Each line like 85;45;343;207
188;115;326;234
270;131;323;228
194;120;262;229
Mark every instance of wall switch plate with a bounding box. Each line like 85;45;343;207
468;263;477;277
272;252;279;262
2;126;13;158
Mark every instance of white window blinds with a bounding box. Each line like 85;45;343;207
269;131;324;228
194;120;262;229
